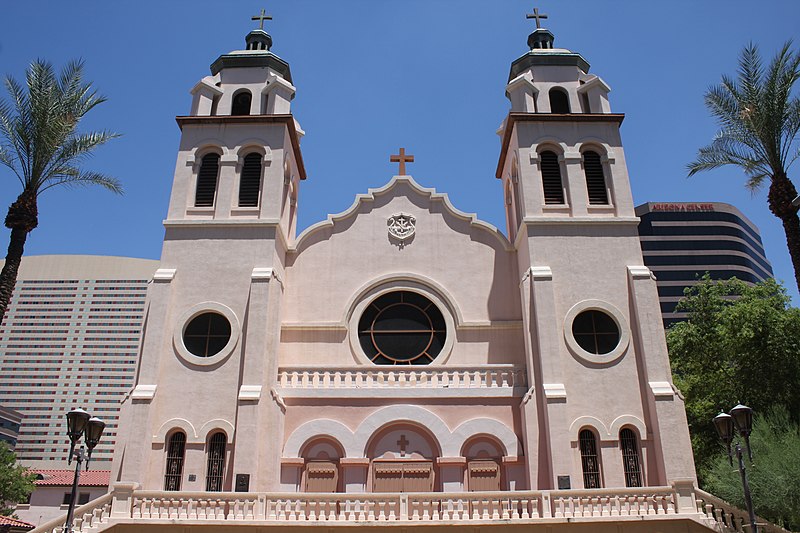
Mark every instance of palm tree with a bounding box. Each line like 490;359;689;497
689;42;800;292
0;59;122;319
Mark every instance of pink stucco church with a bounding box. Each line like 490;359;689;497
36;10;742;533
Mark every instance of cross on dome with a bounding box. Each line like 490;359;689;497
390;148;415;175
251;8;273;30
526;7;548;29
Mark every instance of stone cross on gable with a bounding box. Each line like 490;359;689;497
397;434;409;457
390;148;415;175
526;7;548;29
251;8;273;30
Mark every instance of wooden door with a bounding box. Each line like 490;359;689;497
304;461;339;493
373;461;434;492
467;459;501;491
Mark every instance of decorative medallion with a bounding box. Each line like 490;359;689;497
388;213;416;243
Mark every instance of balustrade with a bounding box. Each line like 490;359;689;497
35;485;717;532
276;365;526;390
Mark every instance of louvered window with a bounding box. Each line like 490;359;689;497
579;429;602;489
620;429;643;487
232;90;252;116
239;153;262;207
164;432;186;491
583;151;609;204
195;153;220;207
539;151;565;204
549;88;570;113
206;432;226;491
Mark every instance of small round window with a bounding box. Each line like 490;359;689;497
358;291;446;365
183;312;232;357
571;310;620;355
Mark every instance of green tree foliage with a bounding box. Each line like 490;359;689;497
688;42;800;292
0;442;36;516
666;276;800;477
705;407;800;531
0;59;121;319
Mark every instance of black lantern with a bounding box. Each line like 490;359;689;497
66;408;91;463
85;417;106;457
713;405;758;533
62;408;105;533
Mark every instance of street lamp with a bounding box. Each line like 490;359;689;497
63;408;105;533
713;404;757;533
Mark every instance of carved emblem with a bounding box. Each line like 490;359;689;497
387;213;416;242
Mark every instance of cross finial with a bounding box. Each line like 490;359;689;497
390;148;415;175
526;7;548;29
251;8;273;30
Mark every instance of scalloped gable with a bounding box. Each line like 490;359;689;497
291;175;513;253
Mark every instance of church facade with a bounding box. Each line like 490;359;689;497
35;13;738;533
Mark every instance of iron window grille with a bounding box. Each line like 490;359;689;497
206;432;226;492
579;429;602;489
620;428;643;487
164;431;186;491
183;312;231;358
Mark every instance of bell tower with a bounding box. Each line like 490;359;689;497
114;13;304;492
499;12;696;490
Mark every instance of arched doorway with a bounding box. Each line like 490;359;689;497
462;436;505;491
300;438;343;493
367;423;440;492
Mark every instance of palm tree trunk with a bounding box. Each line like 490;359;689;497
767;174;800;292
0;191;38;321
0;227;30;322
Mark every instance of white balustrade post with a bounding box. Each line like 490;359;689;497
672;479;699;515
109;482;138;518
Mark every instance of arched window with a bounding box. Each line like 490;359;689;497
195;153;220;207
164;431;186;491
206;432;227;491
620;428;643;487
583;151;609;205
539;150;565;204
549;88;570;114
579;429;602;488
231;90;252;116
238;153;262;207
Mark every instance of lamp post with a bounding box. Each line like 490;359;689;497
63;408;105;533
713;404;757;533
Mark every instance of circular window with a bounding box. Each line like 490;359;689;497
358;291;446;365
563;300;630;365
173;302;240;367
571;310;620;355
183;312;232;357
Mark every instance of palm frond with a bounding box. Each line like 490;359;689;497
690;40;800;185
0;58;121;198
38;169;123;195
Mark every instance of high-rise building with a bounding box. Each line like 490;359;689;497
0;255;157;468
635;202;774;326
0;404;22;450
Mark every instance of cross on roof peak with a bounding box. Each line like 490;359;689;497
251;8;273;30
526;7;548;29
390;148;415;175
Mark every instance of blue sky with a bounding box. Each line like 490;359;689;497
1;1;799;303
